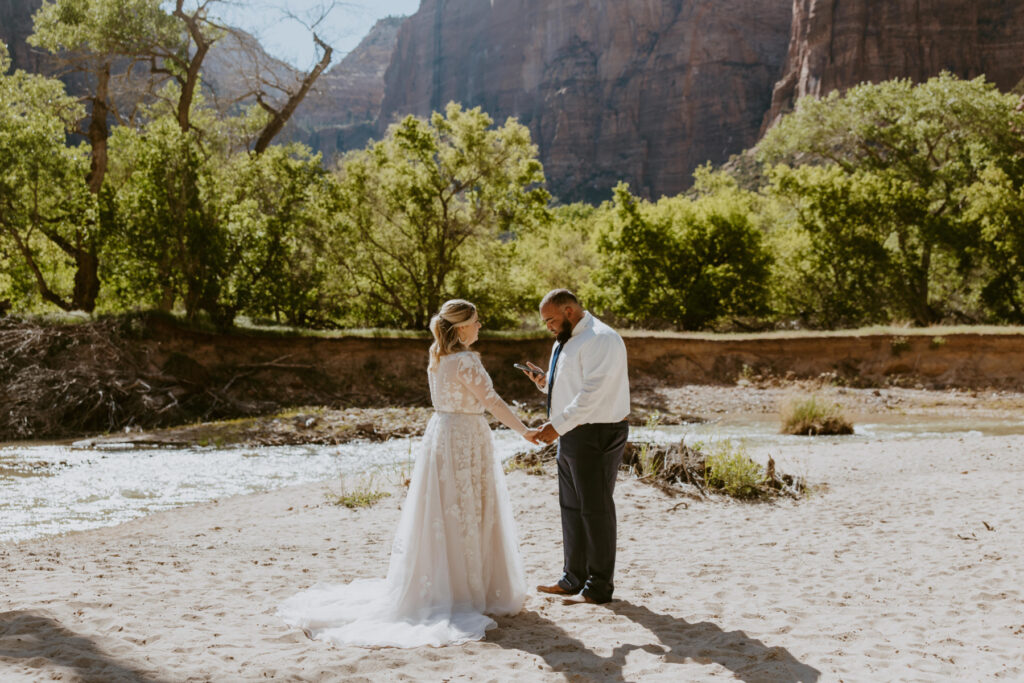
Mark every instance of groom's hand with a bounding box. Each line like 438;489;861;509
537;423;559;444
523;361;546;390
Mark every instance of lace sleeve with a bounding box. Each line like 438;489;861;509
456;354;529;435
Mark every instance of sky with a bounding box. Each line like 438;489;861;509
209;1;423;69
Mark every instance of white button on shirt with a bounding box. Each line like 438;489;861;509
546;312;631;434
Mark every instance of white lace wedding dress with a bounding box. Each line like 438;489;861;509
278;351;529;648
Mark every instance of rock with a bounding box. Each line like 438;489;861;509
379;0;793;202
763;0;1024;128
0;0;44;73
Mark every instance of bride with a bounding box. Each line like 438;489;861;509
279;299;538;647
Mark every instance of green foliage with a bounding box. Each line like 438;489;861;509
0;53;94;311
106;114;220;319
889;336;910;355
964;165;1024;322
759;73;1024;326
510;202;604;308
29;0;180;57
703;439;762;498
106;107;337;328
215;145;339;327
5;44;1024;336
594;170;771;329
331;102;551;329
766;165;896;326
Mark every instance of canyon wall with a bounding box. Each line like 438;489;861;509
0;0;40;71
379;0;794;202
764;0;1024;127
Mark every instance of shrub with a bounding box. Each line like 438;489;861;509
780;395;854;435
704;439;763;498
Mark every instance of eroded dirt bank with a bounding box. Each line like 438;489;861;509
2;314;1023;442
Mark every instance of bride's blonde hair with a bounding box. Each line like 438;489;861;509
428;299;477;371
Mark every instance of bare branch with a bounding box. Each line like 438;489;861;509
252;33;333;154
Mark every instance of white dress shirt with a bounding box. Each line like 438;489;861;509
546;311;630;434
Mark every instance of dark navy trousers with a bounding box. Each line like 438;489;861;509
555;420;629;603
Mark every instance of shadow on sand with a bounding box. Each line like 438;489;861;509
0;611;168;683
492;600;820;682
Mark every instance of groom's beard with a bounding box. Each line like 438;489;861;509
555;319;573;345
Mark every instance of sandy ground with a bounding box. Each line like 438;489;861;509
2;432;1023;681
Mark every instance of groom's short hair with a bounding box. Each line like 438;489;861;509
540;289;580;309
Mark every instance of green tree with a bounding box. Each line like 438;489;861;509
766;165;899;326
965;165;1024;321
217;144;339;327
26;0;337;316
595;172;771;330
105;112;220;318
332;102;551;329
28;0;181;312
0;43;94;312
106;99;336;328
510;202;606;310
759;73;1024;324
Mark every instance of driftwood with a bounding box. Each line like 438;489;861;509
0;316;279;440
506;439;807;502
764;456;803;499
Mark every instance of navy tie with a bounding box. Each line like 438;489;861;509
546;342;562;419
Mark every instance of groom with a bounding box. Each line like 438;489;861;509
521;289;630;604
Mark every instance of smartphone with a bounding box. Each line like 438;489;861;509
513;362;543;376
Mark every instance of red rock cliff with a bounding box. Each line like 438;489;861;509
379;0;794;202
764;0;1024;128
287;17;404;160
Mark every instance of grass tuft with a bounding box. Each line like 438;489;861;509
636;411;665;479
780;395;854;435
325;473;391;509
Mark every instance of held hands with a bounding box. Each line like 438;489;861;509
522;424;557;445
535;422;559;444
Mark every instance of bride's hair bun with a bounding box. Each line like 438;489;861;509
428;299;477;370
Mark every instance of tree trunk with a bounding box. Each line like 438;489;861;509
85;64;111;194
67;63;112;313
912;244;935;325
71;246;100;313
253;35;332;154
173;0;213;134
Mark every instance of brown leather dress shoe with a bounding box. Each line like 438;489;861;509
536;583;579;596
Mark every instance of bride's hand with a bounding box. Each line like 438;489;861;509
523;429;540;444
